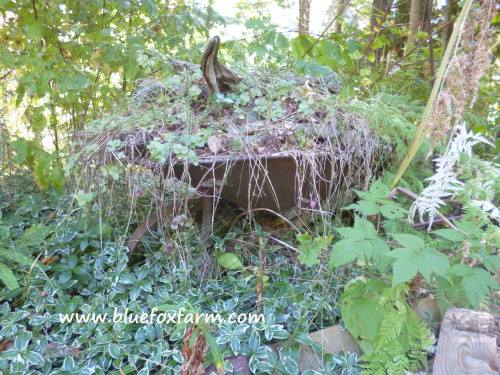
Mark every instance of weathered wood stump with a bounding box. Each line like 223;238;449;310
434;307;499;375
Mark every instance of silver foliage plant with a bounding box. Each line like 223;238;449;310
410;123;497;229
470;200;500;223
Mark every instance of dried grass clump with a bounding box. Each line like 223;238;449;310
430;0;494;140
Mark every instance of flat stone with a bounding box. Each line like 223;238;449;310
309;325;361;355
414;294;441;324
273;325;361;372
299;325;361;371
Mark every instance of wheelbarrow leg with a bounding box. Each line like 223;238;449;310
199;195;214;279
127;211;159;254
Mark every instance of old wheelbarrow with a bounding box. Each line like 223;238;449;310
125;36;378;274
127;150;340;253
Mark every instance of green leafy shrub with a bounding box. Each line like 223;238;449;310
11;139;64;190
328;177;498;372
340;279;432;374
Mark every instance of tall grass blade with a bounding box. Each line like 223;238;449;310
391;0;473;188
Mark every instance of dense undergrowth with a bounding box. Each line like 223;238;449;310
0;174;364;374
1;137;498;374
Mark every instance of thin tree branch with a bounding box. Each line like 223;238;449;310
387;187;458;230
0;70;12;82
301;0;353;58
412;215;462;229
32;0;38;19
376;20;454;83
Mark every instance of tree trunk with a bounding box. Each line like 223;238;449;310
394;0;410;57
441;0;456;51
335;0;348;33
370;0;393;63
299;0;311;35
405;0;420;53
424;0;435;78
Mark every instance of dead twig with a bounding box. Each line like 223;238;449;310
180;325;206;375
268;236;298;252
412;215;462;229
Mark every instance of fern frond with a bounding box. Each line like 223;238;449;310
409;123;494;229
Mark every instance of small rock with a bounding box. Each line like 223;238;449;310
309;325;361;355
207;135;223;155
203;355;251;375
170;214;191;230
273;325;361;372
414;294;441;324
